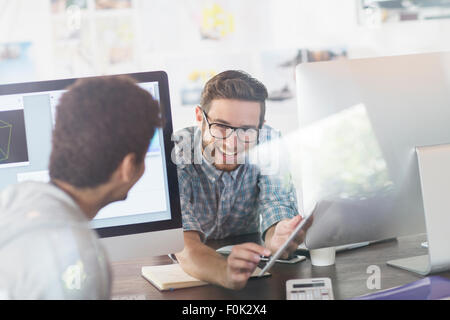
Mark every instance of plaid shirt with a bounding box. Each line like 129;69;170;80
173;126;299;241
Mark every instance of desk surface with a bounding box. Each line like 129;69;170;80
111;233;450;300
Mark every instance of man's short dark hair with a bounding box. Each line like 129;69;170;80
49;75;162;188
200;70;268;127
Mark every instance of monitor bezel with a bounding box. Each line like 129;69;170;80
0;71;183;238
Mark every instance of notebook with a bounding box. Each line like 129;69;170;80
353;276;450;300
142;263;270;291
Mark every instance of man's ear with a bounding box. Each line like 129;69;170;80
117;153;138;183
195;105;203;128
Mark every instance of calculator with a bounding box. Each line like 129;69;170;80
286;278;334;300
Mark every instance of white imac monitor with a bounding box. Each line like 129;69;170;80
295;52;450;250
0;71;184;261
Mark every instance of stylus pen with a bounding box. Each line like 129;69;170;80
168;253;178;264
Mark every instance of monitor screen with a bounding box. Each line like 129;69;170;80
293;52;450;249
0;72;184;260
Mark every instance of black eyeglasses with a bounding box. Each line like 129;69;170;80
201;109;259;143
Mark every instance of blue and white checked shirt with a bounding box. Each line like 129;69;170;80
173;126;299;241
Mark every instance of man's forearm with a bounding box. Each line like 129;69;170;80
175;231;229;288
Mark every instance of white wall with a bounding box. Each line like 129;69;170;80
2;0;450;134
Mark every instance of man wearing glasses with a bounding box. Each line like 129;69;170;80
173;70;310;290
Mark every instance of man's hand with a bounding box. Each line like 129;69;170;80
176;232;272;291
225;243;271;290
265;215;313;259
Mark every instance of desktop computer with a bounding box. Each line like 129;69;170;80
0;71;184;261
285;51;450;275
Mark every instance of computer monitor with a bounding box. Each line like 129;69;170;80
0;71;184;261
292;52;450;250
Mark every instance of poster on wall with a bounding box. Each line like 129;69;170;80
138;0;271;56
51;0;94;77
94;15;136;74
50;0;136;76
195;1;236;41
95;0;132;10
52;15;94;77
358;0;450;26
192;0;271;46
0;42;36;84
51;0;88;13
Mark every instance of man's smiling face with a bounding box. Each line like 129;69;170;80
196;99;261;172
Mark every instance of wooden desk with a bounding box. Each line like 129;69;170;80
111;233;450;300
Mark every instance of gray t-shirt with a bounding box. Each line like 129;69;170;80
0;182;111;299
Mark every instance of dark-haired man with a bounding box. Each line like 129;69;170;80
174;70;311;290
0;76;161;299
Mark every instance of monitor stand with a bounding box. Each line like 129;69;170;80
387;144;450;275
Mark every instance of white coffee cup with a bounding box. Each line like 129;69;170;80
310;247;336;266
